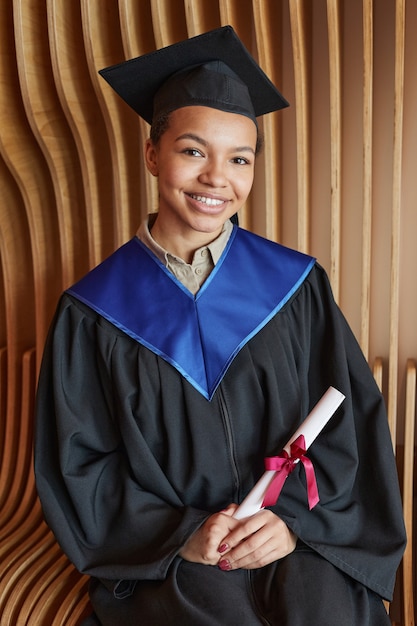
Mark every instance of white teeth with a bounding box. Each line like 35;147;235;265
190;194;224;206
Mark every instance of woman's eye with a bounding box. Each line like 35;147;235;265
183;148;203;157
233;157;250;165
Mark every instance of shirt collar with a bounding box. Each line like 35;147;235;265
136;214;234;267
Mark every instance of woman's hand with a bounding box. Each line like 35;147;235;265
179;504;239;565
179;505;296;570
216;508;296;570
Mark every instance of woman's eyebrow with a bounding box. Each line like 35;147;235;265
234;146;256;155
175;133;255;154
175;133;208;146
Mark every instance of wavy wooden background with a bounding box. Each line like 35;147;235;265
0;1;416;624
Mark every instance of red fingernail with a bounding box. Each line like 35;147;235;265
218;559;231;571
218;543;229;554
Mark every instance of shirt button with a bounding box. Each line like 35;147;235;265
201;249;208;257
195;268;203;275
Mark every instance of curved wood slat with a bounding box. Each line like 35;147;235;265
184;0;220;37
388;0;406;448
0;527;56;624
360;0;373;359
47;0;115;270
373;356;384;392
0;0;61;364
0;354;41;543
0;541;64;625
0;500;44;566
25;567;89;625
150;0;188;47
288;0;311;254
0;517;50;586
326;0;342;302
17;556;78;624
14;0;88;289
0;160;35;514
81;0;141;248
218;0;253;32
220;0;268;233
0;347;6;460
402;359;416;626
0;343;88;622
0;157;34;348
51;573;90;626
119;0;159;222
253;1;284;242
0;157;32;506
0;349;36;528
119;0;155;55
0;348;52;625
0;276;4;352
218;0;258;231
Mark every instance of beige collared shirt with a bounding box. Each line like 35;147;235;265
137;214;234;295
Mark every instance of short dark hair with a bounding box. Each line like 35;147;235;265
149;111;264;155
150;113;171;145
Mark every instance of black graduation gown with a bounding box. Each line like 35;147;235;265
34;230;406;626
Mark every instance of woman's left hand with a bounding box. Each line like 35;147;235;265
217;508;296;571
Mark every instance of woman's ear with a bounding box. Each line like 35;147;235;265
144;139;159;177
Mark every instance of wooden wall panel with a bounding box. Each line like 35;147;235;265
0;1;415;624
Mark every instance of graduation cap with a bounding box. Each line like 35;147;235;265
99;25;289;126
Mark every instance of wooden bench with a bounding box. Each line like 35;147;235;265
0;347;91;625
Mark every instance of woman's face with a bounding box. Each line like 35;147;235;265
145;105;257;246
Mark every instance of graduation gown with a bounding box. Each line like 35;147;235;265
34;227;406;625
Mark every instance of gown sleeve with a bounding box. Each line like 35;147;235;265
272;264;406;601
34;294;210;594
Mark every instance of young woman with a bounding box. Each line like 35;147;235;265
35;26;405;625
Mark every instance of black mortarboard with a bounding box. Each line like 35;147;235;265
99;25;289;126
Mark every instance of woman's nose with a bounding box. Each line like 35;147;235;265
198;159;227;187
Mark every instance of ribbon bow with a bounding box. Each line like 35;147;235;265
261;434;319;510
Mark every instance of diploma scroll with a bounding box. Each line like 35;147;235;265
233;386;345;520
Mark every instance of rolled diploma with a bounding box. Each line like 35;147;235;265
233;386;345;520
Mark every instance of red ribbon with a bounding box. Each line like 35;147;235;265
261;435;319;511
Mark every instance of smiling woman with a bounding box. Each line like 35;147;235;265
33;25;405;626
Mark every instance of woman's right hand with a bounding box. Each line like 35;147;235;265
179;504;239;565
